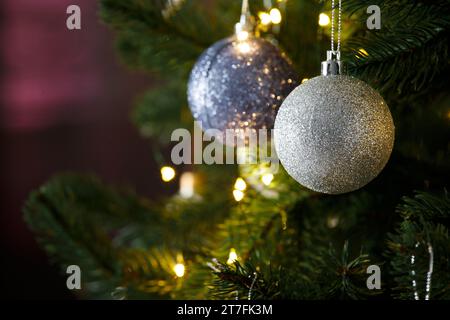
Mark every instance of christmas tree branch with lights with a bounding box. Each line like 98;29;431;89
24;0;449;300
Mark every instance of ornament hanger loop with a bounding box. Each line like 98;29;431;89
241;0;249;16
322;0;344;75
331;0;342;53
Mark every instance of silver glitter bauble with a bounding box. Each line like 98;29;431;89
274;75;395;194
187;36;297;145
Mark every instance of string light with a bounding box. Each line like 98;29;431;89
237;30;249;41
179;172;195;198
269;8;282;24
327;215;339;228
258;12;272;25
261;173;274;186
318;13;330;26
358;48;369;56
227;248;238;264
237;42;251;53
233;189;245;202
301;78;309;84
173;263;185;277
160;166;176;182
234;178;247;191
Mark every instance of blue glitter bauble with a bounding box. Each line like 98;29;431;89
187;36;297;145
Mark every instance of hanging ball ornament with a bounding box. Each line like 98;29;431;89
274;51;395;194
187;17;297;145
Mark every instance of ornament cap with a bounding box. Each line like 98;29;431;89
235;13;255;37
235;0;254;37
321;50;345;76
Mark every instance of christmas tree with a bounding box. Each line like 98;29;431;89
24;0;449;300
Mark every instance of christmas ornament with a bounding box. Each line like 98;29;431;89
187;0;297;145
274;0;394;194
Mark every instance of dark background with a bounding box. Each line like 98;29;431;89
0;0;168;299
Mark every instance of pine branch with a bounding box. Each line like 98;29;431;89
100;0;242;73
397;191;450;220
117;247;182;299
100;0;210;47
209;240;377;300
277;190;388;300
133;80;189;143
100;0;204;73
209;260;280;300
345;0;450;96
387;191;450;300
278;0;323;76
23;174;181;299
323;241;378;300
174;165;307;299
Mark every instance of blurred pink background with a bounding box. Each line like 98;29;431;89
1;0;171;298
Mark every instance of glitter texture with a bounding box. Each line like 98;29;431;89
274;75;395;194
187;36;297;145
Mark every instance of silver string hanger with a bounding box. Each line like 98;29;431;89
331;0;342;53
322;0;343;75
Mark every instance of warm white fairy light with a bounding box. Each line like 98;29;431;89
237;30;249;41
327;215;339;228
269;8;282;24
358;48;369;57
237;42;251;53
227;248;238;264
160;166;175;182
318;13;330;26
174;263;185;277
258;12;272;25
179;172;194;198
233;189;245;202
261;173;274;186
234;177;247;191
